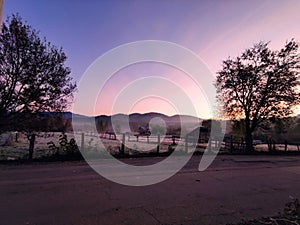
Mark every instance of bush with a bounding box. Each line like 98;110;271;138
47;133;80;157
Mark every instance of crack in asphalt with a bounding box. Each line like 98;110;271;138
142;207;163;224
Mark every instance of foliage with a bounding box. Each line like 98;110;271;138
202;119;222;136
251;117;296;143
96;119;108;133
285;117;300;142
0;14;76;125
216;40;300;151
231;120;246;138
0;14;76;159
150;124;166;135
47;133;80;156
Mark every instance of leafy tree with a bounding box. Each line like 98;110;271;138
96;119;108;133
202;119;222;135
230;120;246;138
216;40;300;152
150;124;166;135
0;14;76;159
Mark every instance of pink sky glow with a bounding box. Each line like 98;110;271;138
4;0;300;118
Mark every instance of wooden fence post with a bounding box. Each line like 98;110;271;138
267;138;271;151
15;132;19;142
208;139;212;152
241;137;244;151
121;133;125;155
230;135;233;152
28;133;36;160
185;135;188;153
172;136;176;145
284;140;288;151
272;139;276;152
81;132;85;151
157;134;160;154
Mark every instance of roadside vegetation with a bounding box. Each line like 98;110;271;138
228;198;300;225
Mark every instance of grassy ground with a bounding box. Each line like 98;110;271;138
0;131;299;161
228;198;300;225
0;132;185;160
0;132;62;160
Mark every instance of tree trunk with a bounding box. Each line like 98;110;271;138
244;131;253;152
244;118;254;152
28;133;36;160
272;139;276;152
267;138;272;151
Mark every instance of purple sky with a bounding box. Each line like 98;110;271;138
3;0;300;118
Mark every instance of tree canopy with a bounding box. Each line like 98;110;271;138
216;40;300;151
0;14;76;121
0;14;77;159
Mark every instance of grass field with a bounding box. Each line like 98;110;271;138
0;131;299;161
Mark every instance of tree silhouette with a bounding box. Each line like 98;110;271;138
0;14;76;159
216;40;300;152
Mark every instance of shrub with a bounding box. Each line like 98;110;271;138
47;133;80;157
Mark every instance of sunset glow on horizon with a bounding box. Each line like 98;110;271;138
4;0;300;118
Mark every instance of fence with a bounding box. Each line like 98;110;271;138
223;135;300;153
74;131;226;156
223;135;246;153
265;138;300;152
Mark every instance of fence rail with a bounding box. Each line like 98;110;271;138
73;131;227;156
52;131;300;155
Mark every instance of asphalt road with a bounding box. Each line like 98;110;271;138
1;155;300;225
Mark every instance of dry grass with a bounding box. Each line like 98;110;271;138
0;132;65;160
1;131;298;160
228;198;300;225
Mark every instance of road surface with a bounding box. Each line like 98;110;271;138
1;155;300;225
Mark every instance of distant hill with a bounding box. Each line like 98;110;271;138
65;112;202;134
38;112;300;138
95;112;202;134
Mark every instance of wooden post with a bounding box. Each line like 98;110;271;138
230;135;233;152
268;138;274;152
147;135;149;143
241;137;244;151
81;133;85;151
272;139;276;152
14;132;18;142
185;135;188;153
284;140;288;151
172;136;176;145
28;133;36;160
157;134;160;155
208;139;211;152
120;133;125;155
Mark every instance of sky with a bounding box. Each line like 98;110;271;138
3;0;300;118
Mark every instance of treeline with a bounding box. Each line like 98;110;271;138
231;117;300;143
0;112;73;134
